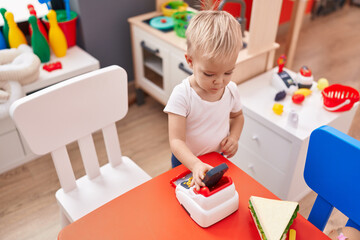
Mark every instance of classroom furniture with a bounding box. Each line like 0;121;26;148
0;46;99;174
231;68;358;201
304;125;360;232
129;0;282;105
57;152;330;240
10;66;152;227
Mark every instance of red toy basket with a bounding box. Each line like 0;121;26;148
322;84;360;112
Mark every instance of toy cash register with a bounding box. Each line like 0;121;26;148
271;54;297;94
171;163;239;228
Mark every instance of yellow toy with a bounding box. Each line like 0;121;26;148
5;12;27;48
47;10;67;57
317;78;329;91
272;103;284;115
294;88;312;97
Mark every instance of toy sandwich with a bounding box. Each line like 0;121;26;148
249;196;299;240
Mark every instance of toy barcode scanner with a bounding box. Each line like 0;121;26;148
171;163;239;228
271;54;297;94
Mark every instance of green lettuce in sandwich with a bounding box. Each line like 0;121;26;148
249;196;299;240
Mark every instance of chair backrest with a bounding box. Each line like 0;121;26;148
10;65;128;192
304;125;360;232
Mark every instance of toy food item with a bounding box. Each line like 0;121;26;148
161;1;188;17
292;94;305;104
317;78;329;90
294;88;312;97
272;103;283;115
274;90;286;101
249;196;299;240
43;61;62;72
296;66;313;89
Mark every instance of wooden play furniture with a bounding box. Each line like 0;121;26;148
128;0;283;105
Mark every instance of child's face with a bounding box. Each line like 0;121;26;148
185;52;238;97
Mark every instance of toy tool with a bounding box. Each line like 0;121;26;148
47;10;67;57
171;163;239;228
5;12;27;48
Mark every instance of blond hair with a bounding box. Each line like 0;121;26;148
186;10;243;60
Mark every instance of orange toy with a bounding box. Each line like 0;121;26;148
47;10;67;57
5;12;27;48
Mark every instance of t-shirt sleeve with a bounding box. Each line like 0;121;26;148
163;83;188;117
228;81;242;113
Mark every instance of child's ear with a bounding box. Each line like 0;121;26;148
185;54;193;68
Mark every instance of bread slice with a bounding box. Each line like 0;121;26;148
249;196;299;240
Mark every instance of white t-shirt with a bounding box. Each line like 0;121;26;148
164;78;242;156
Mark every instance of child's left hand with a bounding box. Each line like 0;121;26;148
220;136;238;158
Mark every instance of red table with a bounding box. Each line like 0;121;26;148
58;152;330;240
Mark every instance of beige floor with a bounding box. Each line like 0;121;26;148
1;4;359;240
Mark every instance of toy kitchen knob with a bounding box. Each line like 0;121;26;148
252;135;258;141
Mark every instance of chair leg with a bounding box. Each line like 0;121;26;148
346;219;360;232
308;195;333;231
60;210;71;228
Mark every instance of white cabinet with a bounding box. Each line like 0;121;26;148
231;69;358;201
132;25;191;105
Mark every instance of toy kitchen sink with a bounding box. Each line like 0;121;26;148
171;163;239;228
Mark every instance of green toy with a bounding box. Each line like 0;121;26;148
29;15;50;63
0;8;9;47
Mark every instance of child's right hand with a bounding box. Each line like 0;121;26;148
190;162;213;191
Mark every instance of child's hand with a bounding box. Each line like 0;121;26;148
220;136;239;158
190;162;213;191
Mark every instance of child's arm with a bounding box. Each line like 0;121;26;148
168;113;213;190
221;110;244;158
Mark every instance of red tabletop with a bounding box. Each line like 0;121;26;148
58;152;330;240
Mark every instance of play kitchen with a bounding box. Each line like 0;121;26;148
128;0;282;105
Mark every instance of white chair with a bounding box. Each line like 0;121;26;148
10;65;151;227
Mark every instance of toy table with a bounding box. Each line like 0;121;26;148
58;152;330;240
